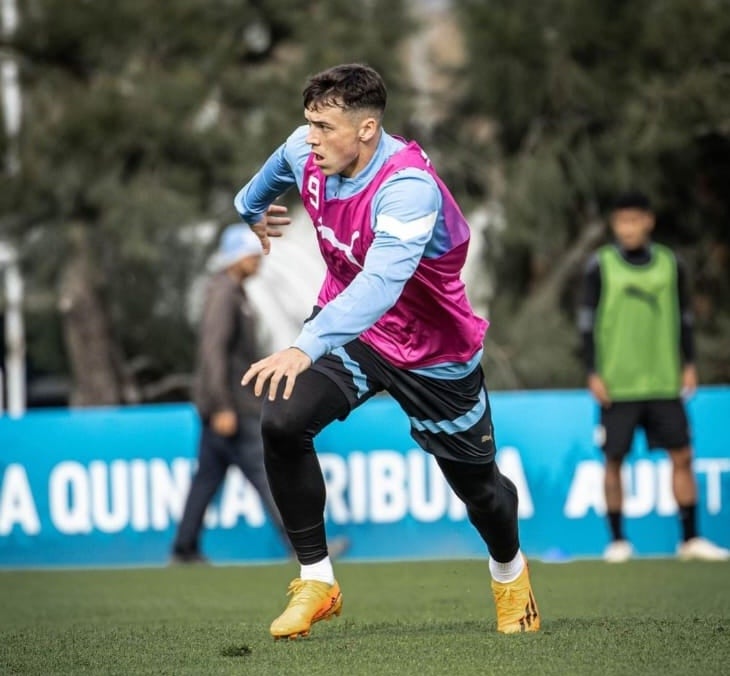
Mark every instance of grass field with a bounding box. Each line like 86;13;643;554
1;559;729;675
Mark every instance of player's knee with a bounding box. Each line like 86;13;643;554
260;398;311;445
467;463;516;514
261;406;297;444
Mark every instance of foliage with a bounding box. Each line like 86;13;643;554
452;0;730;388
3;0;729;398
2;0;411;401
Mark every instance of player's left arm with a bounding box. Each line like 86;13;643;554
293;169;441;361
676;255;698;396
578;254;611;406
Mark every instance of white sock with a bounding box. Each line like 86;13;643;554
489;550;525;583
300;556;335;585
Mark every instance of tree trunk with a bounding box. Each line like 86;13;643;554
513;217;606;329
58;224;124;407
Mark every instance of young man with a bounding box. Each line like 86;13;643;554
235;63;539;639
579;191;729;563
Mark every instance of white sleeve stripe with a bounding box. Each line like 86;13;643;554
375;211;437;241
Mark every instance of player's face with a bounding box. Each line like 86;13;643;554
304;104;375;178
610;208;654;250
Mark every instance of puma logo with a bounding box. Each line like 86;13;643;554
316;219;362;268
481;433;492;444
624;284;660;311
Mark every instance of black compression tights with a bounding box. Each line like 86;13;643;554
261;369;350;564
436;456;520;563
261;369;520;565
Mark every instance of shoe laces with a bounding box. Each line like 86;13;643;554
286;579;325;607
493;584;516;604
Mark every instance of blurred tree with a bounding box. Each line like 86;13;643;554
1;0;410;405
450;0;730;388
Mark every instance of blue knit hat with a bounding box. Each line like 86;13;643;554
207;224;263;272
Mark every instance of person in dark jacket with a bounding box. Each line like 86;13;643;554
171;224;287;563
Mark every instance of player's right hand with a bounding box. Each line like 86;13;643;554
241;347;313;401
251;204;291;254
587;373;611;407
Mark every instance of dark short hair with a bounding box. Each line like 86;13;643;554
303;63;387;115
611;191;652;212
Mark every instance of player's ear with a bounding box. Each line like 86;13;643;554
358;116;378;143
646;212;656;232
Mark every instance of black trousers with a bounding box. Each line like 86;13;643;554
173;416;287;555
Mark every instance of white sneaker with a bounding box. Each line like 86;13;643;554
677;537;730;561
603;539;634;563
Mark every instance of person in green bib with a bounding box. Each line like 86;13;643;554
579;191;729;563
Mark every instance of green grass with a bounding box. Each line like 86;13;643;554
1;559;729;675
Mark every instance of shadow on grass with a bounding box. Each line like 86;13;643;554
220;644;253;658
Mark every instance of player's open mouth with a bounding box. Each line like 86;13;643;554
313;153;324;163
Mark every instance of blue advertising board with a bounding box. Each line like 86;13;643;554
1;388;728;568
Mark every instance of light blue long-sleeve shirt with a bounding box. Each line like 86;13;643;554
234;126;481;378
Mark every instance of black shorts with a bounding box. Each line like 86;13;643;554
310;338;495;464
597;399;691;460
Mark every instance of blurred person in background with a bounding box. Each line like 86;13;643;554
171;225;295;563
236;63;539;639
579;191;729;564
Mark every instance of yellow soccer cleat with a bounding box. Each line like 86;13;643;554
270;578;343;640
491;559;540;634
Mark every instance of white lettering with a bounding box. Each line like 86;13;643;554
218;470;265;528
320;451;468;524
0;464;41;535
348;452;368;523
564;456;729;519
564;460;605;518
369;451;407;523
90;460;129;533
408;452;447;522
129;460;149;531
150;458;192;530
695;458;730;515
49;461;92;534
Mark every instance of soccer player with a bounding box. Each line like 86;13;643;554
234;63;539;638
579;191;729;563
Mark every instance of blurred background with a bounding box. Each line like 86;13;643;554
1;0;729;411
1;0;730;572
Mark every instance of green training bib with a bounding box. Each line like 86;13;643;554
595;244;681;400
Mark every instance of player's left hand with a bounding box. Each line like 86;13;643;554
251;204;291;255
681;363;698;399
241;347;313;401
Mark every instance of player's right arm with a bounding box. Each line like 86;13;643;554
676;256;698;397
234;127;309;252
234;126;309;221
578;254;611;406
